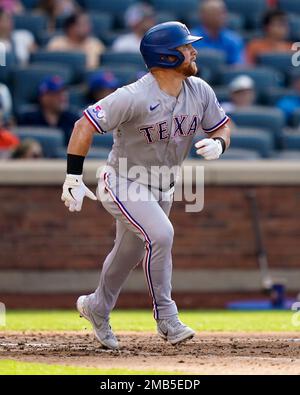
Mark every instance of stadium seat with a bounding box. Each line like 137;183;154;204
257;52;295;82
227;106;285;148
85;65;142;87
30;51;86;83
290;67;300;85
214;86;230;103
229;128;274;158
274;151;300;160
223;0;267;28
101;52;146;70
263;87;295;106
189;127;272;158
282;131;300;149
197;66;213;84
69;87;87;111
89;13;114;40
84;0;135;13
196;49;226;84
219;148;261;160
12;64;72;108
55;13;114;40
278;0;300;15
291;108;300;128
57;146;111;159
14;103;39;119
151;0;198;16
189;144;261;160
288;13;300;42
21;0;39;9
156;11;177;25
226;12;245;31
240;29;263;45
0;52;15;85
93;133;114;149
13;126;65;158
83;0;135;27
186;12;244;31
221;66;284;101
13;13;47;43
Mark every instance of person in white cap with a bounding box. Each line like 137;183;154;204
112;2;155;53
222;75;256;113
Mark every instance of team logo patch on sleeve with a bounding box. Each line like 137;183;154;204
92;105;106;121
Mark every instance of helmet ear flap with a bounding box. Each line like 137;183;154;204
160;54;175;62
143;48;185;69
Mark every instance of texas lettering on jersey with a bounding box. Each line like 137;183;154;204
83;73;228;170
139;115;199;144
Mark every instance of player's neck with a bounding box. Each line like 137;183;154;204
151;69;184;98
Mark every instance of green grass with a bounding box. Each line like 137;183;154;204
0;360;179;375
1;309;299;332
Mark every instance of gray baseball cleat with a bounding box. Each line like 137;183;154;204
157;315;195;345
76;295;119;350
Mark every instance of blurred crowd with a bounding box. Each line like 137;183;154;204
0;0;300;160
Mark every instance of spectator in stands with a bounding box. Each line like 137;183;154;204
35;0;80;32
0;6;37;65
246;9;292;65
17;75;78;146
222;75;256;113
0;0;23;14
191;0;244;65
112;2;155;53
276;74;300;125
87;71;120;104
0;109;19;159
47;12;105;69
12;138;43;159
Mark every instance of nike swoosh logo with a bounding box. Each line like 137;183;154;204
68;187;75;199
150;103;160;111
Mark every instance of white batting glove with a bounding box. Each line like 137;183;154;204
61;174;97;212
195;138;223;160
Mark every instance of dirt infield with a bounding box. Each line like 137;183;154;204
1;331;300;374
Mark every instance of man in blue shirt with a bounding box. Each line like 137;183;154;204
191;0;245;65
17;76;79;146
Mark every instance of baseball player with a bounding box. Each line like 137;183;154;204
61;21;231;350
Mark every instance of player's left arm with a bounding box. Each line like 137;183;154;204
196;80;232;160
195;122;231;160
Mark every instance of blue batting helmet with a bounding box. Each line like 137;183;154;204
140;21;203;69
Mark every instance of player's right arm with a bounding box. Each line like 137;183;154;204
68;116;95;156
61;116;97;213
61;87;134;213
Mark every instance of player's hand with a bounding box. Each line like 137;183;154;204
61;174;97;212
194;138;223;160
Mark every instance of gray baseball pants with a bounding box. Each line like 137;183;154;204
87;167;178;321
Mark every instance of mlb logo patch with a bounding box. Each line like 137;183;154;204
92;105;106;120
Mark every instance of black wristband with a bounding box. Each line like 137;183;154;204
67;154;85;175
213;137;226;154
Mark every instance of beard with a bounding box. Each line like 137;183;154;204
175;60;198;77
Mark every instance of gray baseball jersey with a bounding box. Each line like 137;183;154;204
84;72;228;189
83;72;229;321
